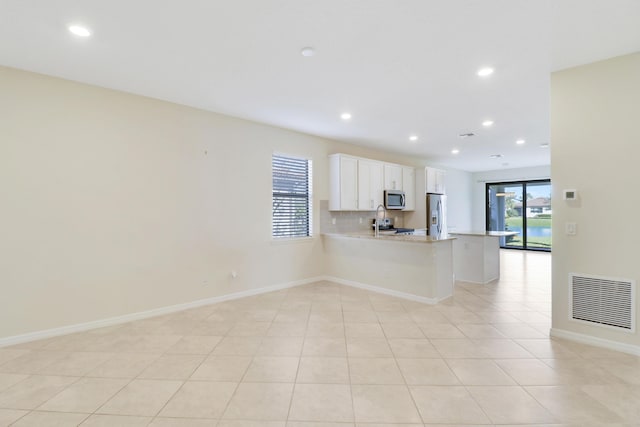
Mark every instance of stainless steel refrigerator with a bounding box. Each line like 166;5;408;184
426;193;447;237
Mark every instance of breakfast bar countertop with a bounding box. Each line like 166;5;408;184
449;230;518;237
321;232;456;244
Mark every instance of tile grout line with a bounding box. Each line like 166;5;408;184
128;323;210;422
94;305;229;424
213;302;274;423
283;286;315;423
381;307;428;426
16;373;85;419
342;288;357;425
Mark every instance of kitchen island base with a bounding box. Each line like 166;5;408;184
322;234;454;303
450;231;517;284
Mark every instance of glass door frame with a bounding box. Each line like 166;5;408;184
485;179;552;252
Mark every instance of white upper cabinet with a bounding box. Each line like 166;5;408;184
402;166;416;211
357;159;384;210
330;153;417;211
329;154;358;211
385;163;415;211
425;166;446;194
383;164;403;190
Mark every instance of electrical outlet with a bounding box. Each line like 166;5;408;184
231;271;238;279
331;218;336;225
565;222;577;235
359;217;363;224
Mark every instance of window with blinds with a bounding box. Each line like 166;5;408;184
272;154;313;238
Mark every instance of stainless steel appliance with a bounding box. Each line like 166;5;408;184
426;193;447;237
384;190;405;210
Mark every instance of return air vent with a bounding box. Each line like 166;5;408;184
570;273;635;332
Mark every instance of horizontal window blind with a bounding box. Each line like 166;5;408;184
272;154;312;238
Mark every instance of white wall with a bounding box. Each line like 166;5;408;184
0;66;323;339
0;66;473;340
551;52;640;350
442;168;473;233
470;166;551;231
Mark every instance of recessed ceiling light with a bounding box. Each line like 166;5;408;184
68;25;91;37
540;143;550;148
409;135;418;142
489;154;503;158
482;120;494;127
516;139;526;145
340;113;352;121
477;67;494;77
459;132;475;138
451;149;460;155
300;47;315;57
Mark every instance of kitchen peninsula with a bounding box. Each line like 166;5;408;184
322;232;455;303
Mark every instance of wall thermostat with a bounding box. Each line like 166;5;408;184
563;189;578;200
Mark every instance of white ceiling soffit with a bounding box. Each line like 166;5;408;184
0;0;639;172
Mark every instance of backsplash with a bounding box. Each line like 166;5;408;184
319;200;405;234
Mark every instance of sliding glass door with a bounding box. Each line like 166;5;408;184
487;183;524;249
486;180;552;251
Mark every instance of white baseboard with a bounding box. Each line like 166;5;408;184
323;275;446;304
1;275;447;348
456;277;499;285
550;327;640;356
0;276;324;348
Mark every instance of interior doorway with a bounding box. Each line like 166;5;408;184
486;179;552;251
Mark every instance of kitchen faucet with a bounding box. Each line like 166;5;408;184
374;204;387;237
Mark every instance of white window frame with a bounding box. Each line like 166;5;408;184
271;153;313;240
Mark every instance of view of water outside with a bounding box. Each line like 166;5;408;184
487;180;552;251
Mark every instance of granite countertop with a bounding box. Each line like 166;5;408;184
448;230;519;237
321;232;456;244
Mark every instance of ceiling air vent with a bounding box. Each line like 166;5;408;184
570;273;635;332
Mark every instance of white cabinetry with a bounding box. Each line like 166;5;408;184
358;159;384;210
329;154;358;211
330;153;417;211
383;164;403;190
402;166;416;211
425;167;446;194
384;163;415;211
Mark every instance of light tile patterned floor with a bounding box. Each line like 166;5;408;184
1;250;639;426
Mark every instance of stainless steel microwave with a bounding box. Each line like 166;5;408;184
384;190;406;210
